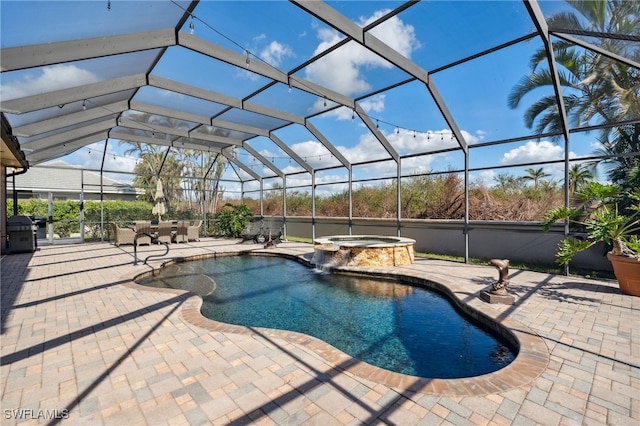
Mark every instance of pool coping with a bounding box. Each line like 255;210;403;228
126;250;550;397
313;234;416;247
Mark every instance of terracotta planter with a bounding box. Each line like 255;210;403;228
607;253;640;296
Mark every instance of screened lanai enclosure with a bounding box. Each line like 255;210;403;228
1;1;639;261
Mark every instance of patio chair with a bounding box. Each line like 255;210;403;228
134;221;152;246
112;223;135;246
263;218;284;245
173;220;189;243
157;221;174;244
239;217;263;243
187;220;202;241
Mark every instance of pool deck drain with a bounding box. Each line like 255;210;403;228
1;239;638;425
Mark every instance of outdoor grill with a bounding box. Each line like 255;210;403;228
7;215;37;253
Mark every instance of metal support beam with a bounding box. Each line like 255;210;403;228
13;100;130;137
242;143;284;178
305;121;350;168
355;104;399;162
269;133;314;173
525;0;572;273
292;0;468;154
1;74;147;114
0;29;177;72
23;117;118;151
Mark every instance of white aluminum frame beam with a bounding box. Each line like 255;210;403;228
355;104;399;162
13;100;130;137
550;32;640;70
209;119;267;137
22;116;118;151
109;130;224;152
241;144;284;178
187;129;244;146
305;121;350;168
226;155;262;181
130;101;268;139
28;132;110;163
292;0;469;154
149;75;305;125
1;29;176;72
179;32;355;108
1;74;147;114
268;133;314;173
118;117;191;138
130;101;212;127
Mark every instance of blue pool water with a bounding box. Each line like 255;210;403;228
140;255;516;378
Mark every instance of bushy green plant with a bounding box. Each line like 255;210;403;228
542;182;640;265
214;203;252;238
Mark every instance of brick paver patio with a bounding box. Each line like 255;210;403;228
1;238;638;425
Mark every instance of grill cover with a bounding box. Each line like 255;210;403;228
7;215;37;231
7;215;37;253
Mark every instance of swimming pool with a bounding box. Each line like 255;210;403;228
140;255;516;378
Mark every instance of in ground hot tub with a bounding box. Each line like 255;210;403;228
312;235;415;268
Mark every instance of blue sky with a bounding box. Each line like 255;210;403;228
0;1;612;195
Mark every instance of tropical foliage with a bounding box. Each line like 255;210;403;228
508;0;639;133
6;199;172;240
542;182;640;264
213;203;252;238
117;115;230;218
508;0;639;199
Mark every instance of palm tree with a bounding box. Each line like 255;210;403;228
566;163;594;196
508;0;639;136
509;0;639;210
521;167;551;189
592;123;640;207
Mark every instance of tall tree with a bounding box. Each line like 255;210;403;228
509;0;639;200
521;167;551;189
592;123;640;204
508;0;639;135
567;163;594;195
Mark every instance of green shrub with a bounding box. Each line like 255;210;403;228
214;203;252;237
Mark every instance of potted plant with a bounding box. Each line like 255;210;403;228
542;182;640;296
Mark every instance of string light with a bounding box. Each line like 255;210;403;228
82;100;87;111
189;17;195;34
245;50;250;66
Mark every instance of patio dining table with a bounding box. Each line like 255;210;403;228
149;221;178;232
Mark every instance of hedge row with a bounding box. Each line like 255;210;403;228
6;199;198;240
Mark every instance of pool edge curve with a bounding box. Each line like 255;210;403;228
125;250;549;397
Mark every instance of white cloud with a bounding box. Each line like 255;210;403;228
500;141;563;165
289;140;341;169
500;140;579;182
360;11;421;58
259;40;294;67
305;39;373;96
317;94;386;121
303;10;419;98
471;170;497;187
360;94;385;114
0;64;100;100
